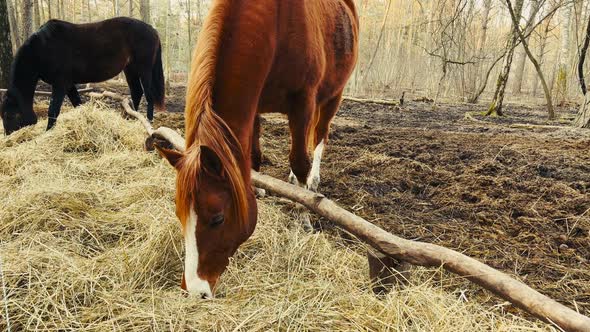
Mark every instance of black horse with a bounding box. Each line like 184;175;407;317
0;17;165;135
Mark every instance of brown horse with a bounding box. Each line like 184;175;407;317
1;17;165;135
158;0;358;298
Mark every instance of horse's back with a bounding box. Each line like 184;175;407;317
31;17;160;84
260;0;358;110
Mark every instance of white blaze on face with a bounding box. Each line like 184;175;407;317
184;208;213;298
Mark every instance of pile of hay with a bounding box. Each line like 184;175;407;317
0;104;548;331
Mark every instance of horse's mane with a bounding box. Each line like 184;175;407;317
176;0;249;229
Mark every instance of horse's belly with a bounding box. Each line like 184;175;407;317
72;64;124;84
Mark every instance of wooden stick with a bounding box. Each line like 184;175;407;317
0;87;94;96
114;94;590;332
509;123;566;130
342;96;399;106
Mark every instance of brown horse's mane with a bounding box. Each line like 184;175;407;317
176;0;249;230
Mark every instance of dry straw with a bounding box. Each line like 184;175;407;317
0;104;552;331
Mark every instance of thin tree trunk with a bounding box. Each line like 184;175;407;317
578;12;590;95
46;0;52;19
361;0;392;82
128;0;133;17
165;0;171;93
6;0;19;51
486;0;524;116
556;2;572;105
113;0;119;16
87;0;91;21
33;0;40;29
573;91;590;127
187;0;192;64
22;0;34;41
505;0;555;119
0;0;13;89
59;0;64;20
140;0;150;25
532;13;553;96
512;0;541;94
470;0;492;99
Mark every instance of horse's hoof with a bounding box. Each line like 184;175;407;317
307;175;320;192
288;171;298;185
299;212;314;233
254;187;266;198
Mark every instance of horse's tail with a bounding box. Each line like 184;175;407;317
151;42;166;111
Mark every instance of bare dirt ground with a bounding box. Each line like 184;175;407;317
24;82;590;316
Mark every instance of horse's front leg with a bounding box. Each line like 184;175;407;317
47;86;66;131
67;86;82;107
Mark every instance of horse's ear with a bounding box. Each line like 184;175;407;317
200;145;223;177
155;145;184;169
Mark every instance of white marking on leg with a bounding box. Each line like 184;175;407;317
184;208;213;298
307;140;325;192
289;169;299;186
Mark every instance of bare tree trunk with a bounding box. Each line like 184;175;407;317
6;0;19;51
113;0;119;16
361;0;392;82
573;92;590;127
128;0;133;17
59;0;64;20
140;0;150;25
556;2;573;105
187;0;192;64
0;0;13;89
469;0;492;100
46;0;52;19
165;0;171;93
486;0;524;117
39;0;45;22
574;11;590;128
512;0;541;94
505;0;554;119
578;11;590;95
532;13;553;96
22;0;33;41
33;0;40;29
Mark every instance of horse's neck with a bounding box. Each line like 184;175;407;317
209;2;278;161
10;43;39;112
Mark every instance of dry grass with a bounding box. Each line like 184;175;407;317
0;104;553;331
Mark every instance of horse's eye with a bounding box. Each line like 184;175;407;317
210;214;224;227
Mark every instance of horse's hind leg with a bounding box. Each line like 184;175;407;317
67;86;82;107
251;114;266;198
251;114;263;172
307;93;343;192
124;69;144;111
139;71;154;121
287;91;316;231
47;86;66;130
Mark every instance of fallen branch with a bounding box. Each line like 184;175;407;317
509;123;566;130
0;87;94;96
343;96;399;106
112;93;590;332
90;91;184;149
88;91;125;101
463;112;487;123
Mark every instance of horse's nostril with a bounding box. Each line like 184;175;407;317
200;292;210;300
